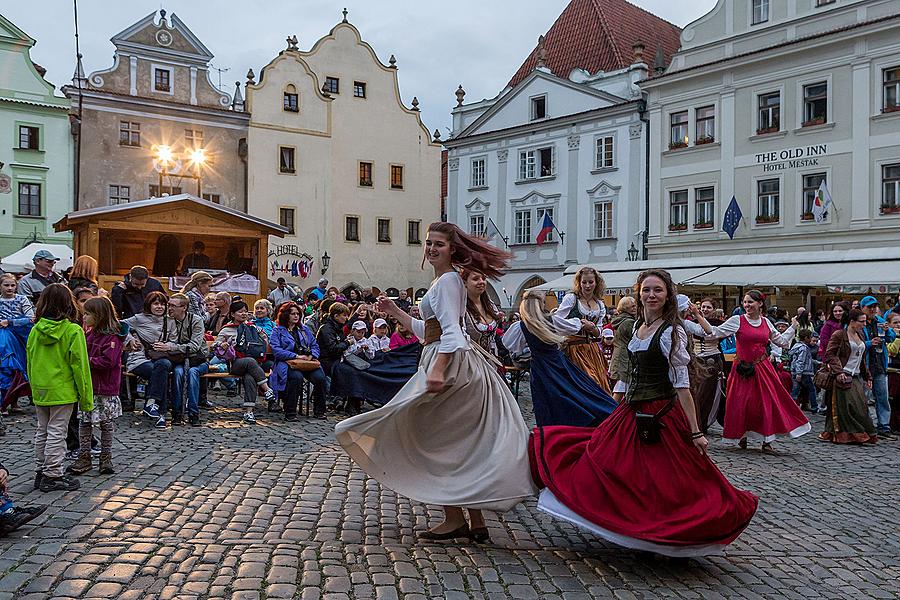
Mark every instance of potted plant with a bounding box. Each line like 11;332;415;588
800;212;815;221
880;204;900;214
694;221;714;229
883;104;900;114
755;215;779;224
668;140;688;150
801;116;826;127
668;223;687;232
695;136;715;145
756;126;779;135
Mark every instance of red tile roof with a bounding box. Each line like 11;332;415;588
508;0;682;88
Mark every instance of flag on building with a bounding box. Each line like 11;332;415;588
536;213;555;245
812;180;832;223
484;219;503;241
722;195;742;240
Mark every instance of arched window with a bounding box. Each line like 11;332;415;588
283;84;299;112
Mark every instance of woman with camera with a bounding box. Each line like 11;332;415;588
818;308;878;444
529;269;758;557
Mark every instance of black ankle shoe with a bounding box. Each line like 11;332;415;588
419;523;470;541
468;527;491;543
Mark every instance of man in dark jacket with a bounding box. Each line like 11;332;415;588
316;302;351;377
110;265;164;319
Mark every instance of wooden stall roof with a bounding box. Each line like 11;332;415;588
53;194;289;236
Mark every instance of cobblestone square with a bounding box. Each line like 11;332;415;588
1;389;899;599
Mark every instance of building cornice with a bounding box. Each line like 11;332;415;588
62;87;249;124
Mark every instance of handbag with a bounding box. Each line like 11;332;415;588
343;353;370;371
632;399;675;444
813;365;834;390
735;353;767;379
287;357;321;372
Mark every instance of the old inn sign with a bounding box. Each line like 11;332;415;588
755;144;827;172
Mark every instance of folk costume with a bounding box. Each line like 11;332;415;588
503;321;617;428
335;272;536;511
683;318;725;433
553;293;611;394
530;322;759;557
819;329;877;444
708;315;811;443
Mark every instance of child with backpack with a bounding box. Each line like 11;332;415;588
215;300;276;424
26;284;93;492
67;297;128;475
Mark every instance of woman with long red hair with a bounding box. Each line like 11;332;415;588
335;222;536;543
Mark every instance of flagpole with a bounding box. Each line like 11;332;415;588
487;218;509;248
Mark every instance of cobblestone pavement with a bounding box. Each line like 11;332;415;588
1;386;899;600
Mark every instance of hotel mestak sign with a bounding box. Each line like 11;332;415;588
755;144;827;172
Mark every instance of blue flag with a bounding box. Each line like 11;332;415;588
723;195;743;239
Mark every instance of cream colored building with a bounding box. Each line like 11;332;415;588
246;18;441;293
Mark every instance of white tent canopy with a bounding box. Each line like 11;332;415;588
0;243;73;274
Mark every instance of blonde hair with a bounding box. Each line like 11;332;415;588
519;290;567;346
181;270;213;294
254;298;273;316
573;267;605;300
616;296;636;313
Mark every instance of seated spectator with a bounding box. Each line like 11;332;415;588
389;321;419;350
327;287;340;301
1;273;34;417
67;255;101;296
304;298;334;339
317;302;351;377
252;299;276;337
204;292;218;316
346;288;362;306
165;293;208;426
123;291;174;429
309;278;328;302
214;300;276;424
181;271;213;321
268;278;298;309
269;302;327;420
369;318;391;353
346;321;375;360
361;287;377;304
395;289;412;314
181;241;211;274
17;249;64;303
206;291;232;335
111;266;164;320
72;287;96;310
348;303;373;334
0;462;46;536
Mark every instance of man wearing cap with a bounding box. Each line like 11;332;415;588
17;249;64;302
309;278;328;302
267;277;298;308
111;265;165;320
859;296;897;437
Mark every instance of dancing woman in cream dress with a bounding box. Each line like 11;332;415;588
335;222;536;542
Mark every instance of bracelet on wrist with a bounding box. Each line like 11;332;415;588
690;431;705;439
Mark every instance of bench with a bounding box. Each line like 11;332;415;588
502;365;528;400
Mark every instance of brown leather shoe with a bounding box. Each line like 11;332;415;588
66;454;92;475
98;453;116;475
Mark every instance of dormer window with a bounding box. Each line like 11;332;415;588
751;0;769;25
531;95;547;120
154;67;171;93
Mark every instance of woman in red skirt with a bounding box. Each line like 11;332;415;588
703;291;811;452
530;269;759;557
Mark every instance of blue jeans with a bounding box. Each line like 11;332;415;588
209;357;236;390
872;373;890;431
791;374;818;411
171;363;209;417
132;359;173;410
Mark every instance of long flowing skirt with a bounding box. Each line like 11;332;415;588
529;398;759;557
692;355;724;432
335;343;537;512
563;341;612;394
723;359;811;442
819;379;878;444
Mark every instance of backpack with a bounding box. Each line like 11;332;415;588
234;323;267;361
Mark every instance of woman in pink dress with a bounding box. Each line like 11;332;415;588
705;290;811;452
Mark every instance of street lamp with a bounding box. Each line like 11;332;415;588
188;147;207;196
627;242;639;262
321;251;331;275
154;145;174;195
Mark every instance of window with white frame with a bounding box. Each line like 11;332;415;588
18;125;39;150
593;201;613;238
279;146;296;173
324;77;339;94
695;106;715;143
202;193;221;204
801;173;826;220
469;214;485;236
119;121;140;146
757;179;780;223
669;190;688;230
471;158;486;187
669;111;688;148
536;207;554;242
531;95;547;120
18;182;40;216
514;210;531;244
884;67;900;112
695;187;715;228
108;185;130;205
518;146;554;180
185;129;203;147
881;164;900;212
757;92;780;132
751;0;769;25
595;136;614;169
802;82;828;125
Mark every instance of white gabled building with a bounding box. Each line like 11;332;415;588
444;0;682;306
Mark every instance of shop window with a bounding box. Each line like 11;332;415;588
802;82;828;126
757;92;780;133
695;106;715;144
345;216;360;241
881;164;900;214
884;67;900;112
280;207;295;234
595;136;614;168
279;147;296;173
108;185;130;205
801;173;827;221
669;111;688;149
359;161;373;187
695;187;715;228
751;0;769;25
377;218;391;243
593;201;613;238
407;220;421;245
18;182;41;216
757;179;780;224
669;190;687;231
18;125;39;150
119;121;141;147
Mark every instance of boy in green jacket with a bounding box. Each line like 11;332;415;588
26;284;93;492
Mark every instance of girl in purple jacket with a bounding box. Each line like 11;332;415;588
68;297;128;476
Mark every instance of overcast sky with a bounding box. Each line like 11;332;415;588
6;0;716;133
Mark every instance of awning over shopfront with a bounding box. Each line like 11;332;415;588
528;248;900;294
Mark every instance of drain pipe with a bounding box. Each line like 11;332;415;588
638;97;650;260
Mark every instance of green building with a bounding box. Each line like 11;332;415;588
0;14;72;258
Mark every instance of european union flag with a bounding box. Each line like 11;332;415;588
723;195;743;240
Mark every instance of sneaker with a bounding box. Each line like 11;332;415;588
263;388;276;403
154;416;166;429
189;413;201;427
171;413;184;426
39;475;80;492
64;449;79;461
199;399;214;409
877;429;895;439
0;505;47;535
243;411;256;424
142;404;160;419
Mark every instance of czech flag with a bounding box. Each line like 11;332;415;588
536;212;555;246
